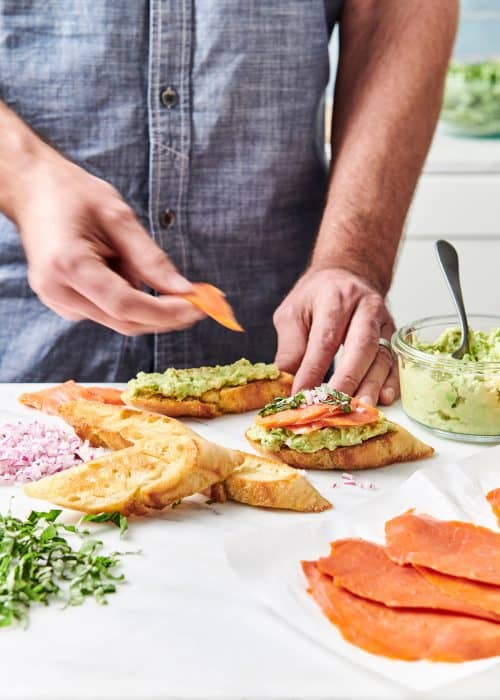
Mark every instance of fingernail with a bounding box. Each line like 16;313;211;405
359;395;374;406
382;387;395;404
168;275;193;294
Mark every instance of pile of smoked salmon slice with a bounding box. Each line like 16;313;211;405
303;509;500;662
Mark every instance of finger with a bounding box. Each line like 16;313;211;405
292;304;350;392
38;278;203;335
379;360;400;405
46;302;86;322
355;346;394;406
273;306;308;376
97;203;192;294
39;290;134;330
45;294;199;335
329;297;384;397
67;255;205;328
110;257;143;290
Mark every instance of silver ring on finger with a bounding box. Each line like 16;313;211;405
378;337;395;363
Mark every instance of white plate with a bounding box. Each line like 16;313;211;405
225;445;500;692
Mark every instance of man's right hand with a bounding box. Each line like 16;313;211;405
0;102;204;335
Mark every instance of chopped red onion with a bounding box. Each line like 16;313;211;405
0;421;105;484
332;472;378;491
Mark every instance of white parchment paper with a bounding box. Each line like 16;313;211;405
225;444;500;692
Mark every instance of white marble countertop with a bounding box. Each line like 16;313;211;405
423;126;500;174
1;384;499;700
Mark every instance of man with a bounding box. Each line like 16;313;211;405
0;1;458;405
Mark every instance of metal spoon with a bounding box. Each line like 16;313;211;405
435;239;470;359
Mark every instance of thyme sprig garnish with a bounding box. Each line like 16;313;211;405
259;384;352;416
258;392;307;417
0;509;127;628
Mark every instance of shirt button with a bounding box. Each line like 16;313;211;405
160;86;179;109
159;209;176;230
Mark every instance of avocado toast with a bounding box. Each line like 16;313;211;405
122;358;293;418
246;385;434;470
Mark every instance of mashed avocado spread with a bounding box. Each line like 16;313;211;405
127;358;279;400
414;328;500;362
247;420;393;453
399;328;500;437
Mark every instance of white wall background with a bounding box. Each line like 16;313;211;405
327;1;500;327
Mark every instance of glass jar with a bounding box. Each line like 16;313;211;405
392;315;500;442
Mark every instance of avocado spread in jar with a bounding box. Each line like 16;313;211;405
127;358;280;400
400;328;500;437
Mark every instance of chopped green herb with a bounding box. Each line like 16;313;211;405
318;386;352;413
258;392;306;416
81;512;128;537
0;509;127;628
205;499;216;506
171;500;183;509
259;385;352;416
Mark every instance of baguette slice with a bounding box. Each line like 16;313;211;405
25;401;243;515
122;372;293;418
205;453;331;512
245;423;434;471
57;400;193;448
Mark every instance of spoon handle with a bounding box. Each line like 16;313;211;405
435;239;470;352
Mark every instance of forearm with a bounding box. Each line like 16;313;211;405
312;0;459;294
0;101;62;223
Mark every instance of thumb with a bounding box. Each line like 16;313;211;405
100;204;192;294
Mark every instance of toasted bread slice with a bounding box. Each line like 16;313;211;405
57;400;191;448
205;453;331;512
122;372;293;418
245;423;434;471
25;401;243;514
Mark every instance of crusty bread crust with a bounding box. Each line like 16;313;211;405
245;423;434;471
122;372;293;418
205;453;331;512
25;401;243;515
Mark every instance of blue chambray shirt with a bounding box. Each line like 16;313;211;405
0;1;342;381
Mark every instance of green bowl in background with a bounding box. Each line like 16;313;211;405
441;60;500;137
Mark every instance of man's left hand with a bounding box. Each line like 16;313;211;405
273;267;399;406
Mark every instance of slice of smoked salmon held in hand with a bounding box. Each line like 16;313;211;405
416;566;500;618
179;282;243;332
487;488;500;526
385;512;500;586
19;380;124;416
317;539;500;622
302;561;500;662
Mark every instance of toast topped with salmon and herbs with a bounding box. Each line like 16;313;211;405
246;385;434;470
